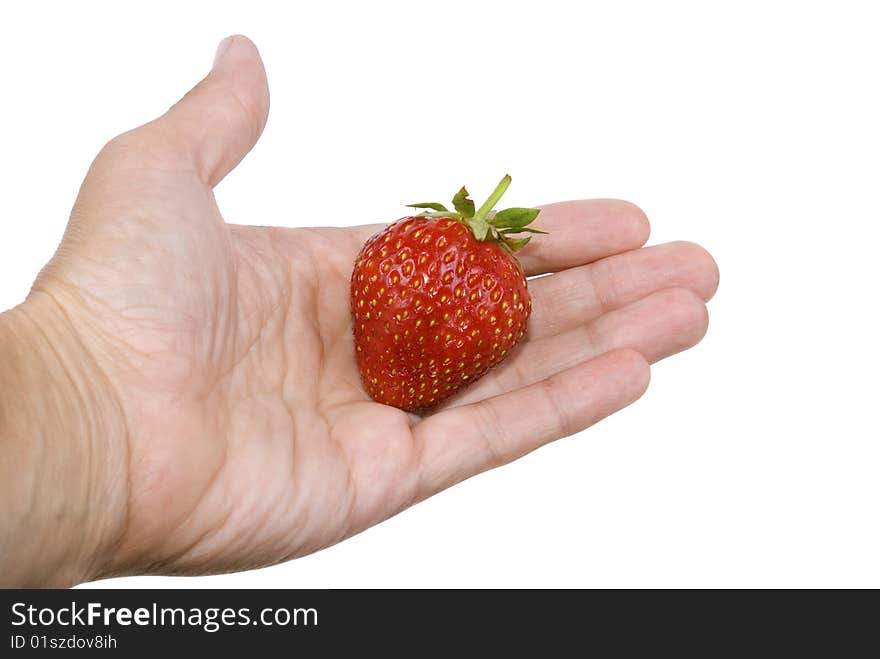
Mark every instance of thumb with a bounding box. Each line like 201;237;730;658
159;35;270;187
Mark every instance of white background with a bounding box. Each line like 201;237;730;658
2;1;878;588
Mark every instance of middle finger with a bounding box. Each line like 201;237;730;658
527;241;719;341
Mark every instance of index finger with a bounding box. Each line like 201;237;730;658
517;199;650;275
344;199;650;276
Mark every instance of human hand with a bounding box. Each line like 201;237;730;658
0;36;718;586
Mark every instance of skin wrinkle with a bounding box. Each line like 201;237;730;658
180;386;258;569
581;315;605;357
540;375;574;441
527;287;556;337
293;235;362;543
587;262;612;315
300;234;327;408
210;203;238;381
185;437;292;573
11;312;54;536
474;396;510;473
20;291;131;576
125;373;227;567
0;323;47;569
406;425;430;509
164;479;235;570
222;232;313;564
216;282;275;388
218;406;291;569
334;433;360;546
231;233;283;362
167;250;287;570
0;300;123;585
278;292;304;550
276;255;336;558
42;272;201;392
142;425;230;570
374;428;423;530
488;340;531;400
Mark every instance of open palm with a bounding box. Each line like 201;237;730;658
32;37;718;579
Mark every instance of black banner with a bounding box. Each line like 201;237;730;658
0;589;873;652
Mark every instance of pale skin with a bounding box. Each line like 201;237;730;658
0;37;719;587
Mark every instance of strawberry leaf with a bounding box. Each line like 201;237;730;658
404;175;547;255
490;207;540;229
503;236;532;251
407;202;449;212
499;226;548;235
452;187;476;218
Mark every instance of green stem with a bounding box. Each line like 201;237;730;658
472;174;512;224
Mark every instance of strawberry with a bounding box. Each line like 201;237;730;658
351;175;544;412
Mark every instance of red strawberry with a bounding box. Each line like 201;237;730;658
351;175;544;412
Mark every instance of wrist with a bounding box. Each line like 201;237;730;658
0;292;129;587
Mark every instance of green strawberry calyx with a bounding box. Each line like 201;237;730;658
407;174;545;252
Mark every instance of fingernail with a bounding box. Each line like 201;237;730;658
213;36;235;68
